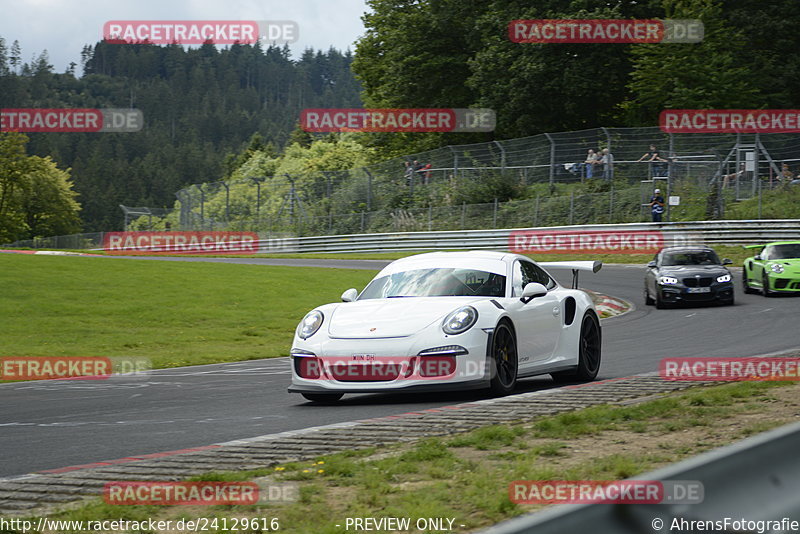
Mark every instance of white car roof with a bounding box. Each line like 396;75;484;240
376;251;521;277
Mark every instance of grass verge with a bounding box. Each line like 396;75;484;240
28;381;800;533
0;254;375;368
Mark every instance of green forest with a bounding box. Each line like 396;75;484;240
0;39;361;240
2;0;800;242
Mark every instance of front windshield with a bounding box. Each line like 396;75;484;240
358;268;506;299
767;244;800;260
662;250;721;266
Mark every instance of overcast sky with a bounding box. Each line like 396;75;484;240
0;0;370;73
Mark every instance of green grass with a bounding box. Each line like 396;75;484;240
0;255;375;368
530;381;782;439
30;381;797;533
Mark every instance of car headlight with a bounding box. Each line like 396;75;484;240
297;310;324;340
442;306;478;335
659;276;679;285
771;264;785;274
716;274;732;283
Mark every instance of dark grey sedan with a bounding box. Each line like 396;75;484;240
644;247;735;309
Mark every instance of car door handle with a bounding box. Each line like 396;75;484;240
552;306;560;316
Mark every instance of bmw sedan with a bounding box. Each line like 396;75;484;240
644;247;735;308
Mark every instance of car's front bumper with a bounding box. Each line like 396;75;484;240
288;378;489;395
658;282;734;304
288;329;492;394
766;274;800;292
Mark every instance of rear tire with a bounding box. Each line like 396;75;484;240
488;322;518;396
551;312;601;383
301;392;344;404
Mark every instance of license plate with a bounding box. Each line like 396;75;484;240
687;287;711;293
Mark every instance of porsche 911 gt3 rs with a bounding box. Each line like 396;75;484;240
288;251;603;403
742;241;800;296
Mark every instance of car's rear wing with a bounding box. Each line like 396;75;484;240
538;261;602;289
743;244;764;249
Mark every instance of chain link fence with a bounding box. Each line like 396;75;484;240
151;126;797;237
5;126;800;249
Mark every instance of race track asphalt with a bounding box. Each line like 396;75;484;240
2;257;797;478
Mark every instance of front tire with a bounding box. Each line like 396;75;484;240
488;322;518;396
644;286;654;305
763;272;775;297
655;288;668;309
301;392;344;404
551;312;602;383
742;270;757;294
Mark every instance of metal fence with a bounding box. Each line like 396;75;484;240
137;126;799;236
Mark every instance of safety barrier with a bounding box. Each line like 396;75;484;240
4;219;798;254
265;219;800;254
478;419;800;534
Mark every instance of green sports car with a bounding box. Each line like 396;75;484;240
742;241;800;296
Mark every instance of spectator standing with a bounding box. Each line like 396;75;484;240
638;144;669;176
600;148;614;180
421;163;432;184
781;163;794;185
584;149;599;178
403;161;413;184
649;188;665;222
722;163;745;189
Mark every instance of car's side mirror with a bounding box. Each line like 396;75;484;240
647;260;657;268
754;254;762;261
722;258;733;265
341;288;358;302
521;282;548;303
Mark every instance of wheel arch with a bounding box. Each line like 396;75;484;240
495;315;517;338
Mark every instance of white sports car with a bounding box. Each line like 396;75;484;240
288;251;602;403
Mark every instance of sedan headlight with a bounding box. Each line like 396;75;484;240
442;306;478;335
771;264;785;274
297;310;324;340
659;276;679;285
716;274;732;283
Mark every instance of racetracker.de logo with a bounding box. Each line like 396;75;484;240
103;232;259;254
0;357;151;381
103;481;298;505
294;355;469;382
508;19;703;44
300;108;495;133
660;357;800;381
103;20;298;45
509;230;664;255
1;109;143;133
1;357;112;381
660;109;800;133
509;480;703;505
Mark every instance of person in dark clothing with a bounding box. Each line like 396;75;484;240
638;145;669;176
649;188;665;222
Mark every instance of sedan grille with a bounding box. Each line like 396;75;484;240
683;277;712;287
